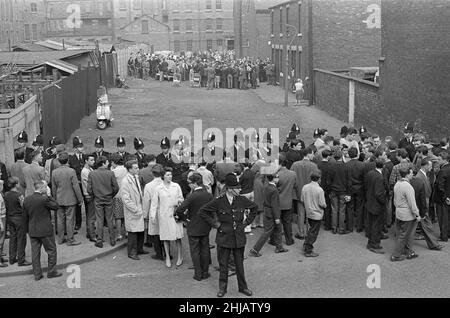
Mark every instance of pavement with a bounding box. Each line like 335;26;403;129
1;78;448;297
0;220;126;278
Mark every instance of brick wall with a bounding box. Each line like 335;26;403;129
256;13;271;59
380;0;450;140
312;0;381;71
314;70;349;123
354;80;384;135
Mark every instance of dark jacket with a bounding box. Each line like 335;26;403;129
239;169;255;195
329;161;352;195
398;138;416;162
199;194;257;248
4;191;23;218
346;159;366;194
0;161;8;192
263;183;281;220
411;176;428;218
175;188;213;236
92;151;111;162
435;163;450;204
365;170;386;215
23;193;59;237
285;149;303;169
317;160;332;193
87;166;119;204
69;153;84;181
156;152;174;169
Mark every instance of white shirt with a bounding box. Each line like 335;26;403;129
294;82;303;92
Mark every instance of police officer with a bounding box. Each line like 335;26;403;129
69;136;85;230
15;131;34;164
134;137;146;169
114;136;132;163
199;132;224;173
156;137;173;168
30;135;44;166
199;173;257;298
92;136;110;163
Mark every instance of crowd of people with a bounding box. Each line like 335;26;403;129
126;50;277;90
0;122;449;296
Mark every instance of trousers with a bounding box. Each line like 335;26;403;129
253;215;283;252
227;74;233;88
420;213;440;249
84;197;96;239
280;209;294;244
392;219;417;257
436;204;450;240
330;192;347;231
323;192;332;230
30;235;57;279
303;218;321;253
7;216;27;263
127;231;144;257
217;246;247;292
56;205;76;243
366;212;384;248
347;191;365;231
94;200;115;243
188;235;210;279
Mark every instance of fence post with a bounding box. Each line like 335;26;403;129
348;80;355;126
3;127;15;169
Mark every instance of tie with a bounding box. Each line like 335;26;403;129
133;175;142;203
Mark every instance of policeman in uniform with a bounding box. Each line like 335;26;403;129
134;137;146;169
69;136;85;230
15;131;34;164
398;122;416;162
92;136;110;163
199;133;224;173
30;135;44;166
199;173;257;298
114;136;132;163
156;137;173;168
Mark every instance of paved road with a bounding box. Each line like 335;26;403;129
1;78;448;298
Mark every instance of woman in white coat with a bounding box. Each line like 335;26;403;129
150;167;184;268
121;160;146;260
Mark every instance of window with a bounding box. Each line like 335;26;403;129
216;39;223;48
216;0;222;10
32;24;38;40
205;0;211;10
30;2;37;13
133;0;141;10
142;20;148;34
174;40;180;52
298;2;301;34
186;40;193;51
24;24;30;41
185;19;192;32
216;18;222;31
271;10;274;35
173;19;180;32
119;0;127;10
279;7;283;35
206;39;212;50
205;19;212;32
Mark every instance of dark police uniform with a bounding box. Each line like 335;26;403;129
199;176;257;296
15;131;34;164
69;136;84;229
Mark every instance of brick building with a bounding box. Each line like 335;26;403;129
45;0;114;42
379;0;450;139
268;0;381;87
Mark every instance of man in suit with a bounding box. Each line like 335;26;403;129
51;152;83;246
199;173;257;298
22;180;62;281
23;151;45;198
139;154;156;188
365;158;387;254
10;148;29;196
285;139;304;170
291;147;320;239
277;153;299;245
87;156;119;248
200;132;224;173
134;137;146;169
69;136;84;231
0;160;8;193
317;149;333;230
346;147;366;232
92;136;110;164
176;173;214;281
435;152;450;242
411;160;443;250
249;172;288;257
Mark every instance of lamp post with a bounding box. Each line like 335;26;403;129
284;24;297;107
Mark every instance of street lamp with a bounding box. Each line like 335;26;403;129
284;24;297;107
